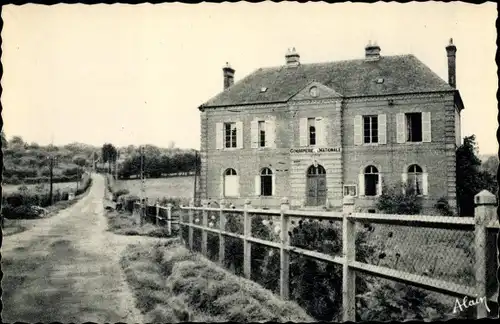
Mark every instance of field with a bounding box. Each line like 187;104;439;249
114;176;194;202
3;181;83;194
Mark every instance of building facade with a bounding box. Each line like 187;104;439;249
197;40;464;213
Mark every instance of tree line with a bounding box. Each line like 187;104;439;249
100;143;200;179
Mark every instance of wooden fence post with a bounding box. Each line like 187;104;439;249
219;199;226;266
342;196;356;322
188;198;194;250
474;190;497;319
280;197;290;300
243;199;252;279
202;200;209;257
155;199;160;227
166;203;173;236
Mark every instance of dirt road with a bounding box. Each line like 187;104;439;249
2;173;159;323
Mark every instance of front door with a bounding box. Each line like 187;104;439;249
306;165;327;206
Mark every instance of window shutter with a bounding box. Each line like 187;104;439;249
396;113;405;143
255;175;261;196
422;112;432;142
236;121;243;148
422;172;428;196
251;120;258;148
315;117;324;146
299;118;308;146
272;174;276;196
235;176;240;197
354;115;362;145
358;173;365;196
321;117;329;146
378;114;387;144
221;169;225;198
402;173;408;194
266;118;276;148
216;123;223;149
377;173;383;196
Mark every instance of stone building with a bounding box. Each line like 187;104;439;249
197;40;464;213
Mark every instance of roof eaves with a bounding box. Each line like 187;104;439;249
201;100;288;109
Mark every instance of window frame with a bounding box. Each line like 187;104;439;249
407;164;424;196
260;167;273;196
364;165;379;197
343;185;358;197
405;112;423;143
224;122;238;148
363;115;379;144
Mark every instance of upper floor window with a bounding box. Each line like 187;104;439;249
406;113;422;142
363;115;379;144
225;123;237;148
354;114;386;146
308;118;316;146
396;112;431;144
258;121;266;147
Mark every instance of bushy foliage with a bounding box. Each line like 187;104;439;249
434;197;454;216
376;183;422;215
456;135;497;216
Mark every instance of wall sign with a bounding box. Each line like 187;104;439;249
290;147;342;154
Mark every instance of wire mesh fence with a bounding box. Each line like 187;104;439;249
178;202;499;322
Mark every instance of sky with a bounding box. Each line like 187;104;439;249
1;2;498;154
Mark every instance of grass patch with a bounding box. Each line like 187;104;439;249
104;209;175;238
120;240;313;323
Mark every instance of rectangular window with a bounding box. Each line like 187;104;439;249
258;121;266;147
343;185;357;197
406;113;422;142
308;118;316;146
224;122;237;148
363;116;379;144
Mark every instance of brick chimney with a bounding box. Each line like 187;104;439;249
365;41;381;61
446;38;457;88
285;47;300;66
223;62;235;90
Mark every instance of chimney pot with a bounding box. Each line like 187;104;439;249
285;47;300;66
223;62;235;90
445;38;457;88
365;41;381;61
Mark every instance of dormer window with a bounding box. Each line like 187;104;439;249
376;78;384;84
260;87;268;93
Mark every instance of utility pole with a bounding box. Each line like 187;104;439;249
140;146;145;227
49;156;55;205
193;150;198;206
76;166;80;192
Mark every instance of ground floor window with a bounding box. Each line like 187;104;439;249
364;165;379;196
260;167;273;196
223;168;239;197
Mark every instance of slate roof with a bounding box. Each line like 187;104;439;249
201;54;456;108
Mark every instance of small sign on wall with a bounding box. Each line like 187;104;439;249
290;147;341;154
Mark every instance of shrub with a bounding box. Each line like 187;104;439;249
376;183;422;215
62;167;80;177
434;197;454;216
119;194;141;213
113;188;130;202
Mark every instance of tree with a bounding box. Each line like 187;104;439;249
10;135;24;147
456;135;497;216
481;155;498;177
1;130;7;148
73;156;87;167
101;143;118;174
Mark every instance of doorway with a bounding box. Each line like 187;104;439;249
306;164;327;206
